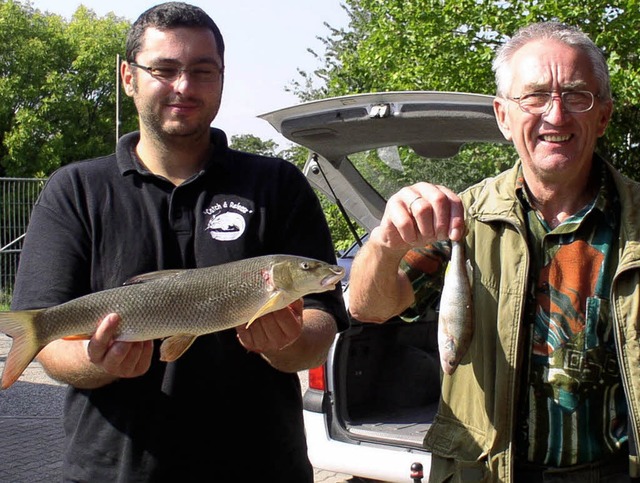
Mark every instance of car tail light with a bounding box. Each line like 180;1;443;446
308;364;326;391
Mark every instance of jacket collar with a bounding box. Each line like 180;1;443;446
465;161;525;228
466;156;640;263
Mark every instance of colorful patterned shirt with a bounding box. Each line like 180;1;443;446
514;162;627;466
400;161;628;467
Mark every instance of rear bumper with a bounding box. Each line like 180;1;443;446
303;410;431;483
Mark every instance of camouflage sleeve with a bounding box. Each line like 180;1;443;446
399;241;450;322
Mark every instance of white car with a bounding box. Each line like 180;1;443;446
261;91;508;483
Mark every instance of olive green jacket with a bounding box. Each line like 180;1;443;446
424;159;640;482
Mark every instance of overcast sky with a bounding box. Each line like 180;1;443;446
30;0;348;146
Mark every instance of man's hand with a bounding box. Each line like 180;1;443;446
86;313;154;379
235;299;336;372
371;182;465;252
235;299;304;354
348;182;463;324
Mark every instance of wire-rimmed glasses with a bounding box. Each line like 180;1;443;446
508;91;598;114
129;62;224;83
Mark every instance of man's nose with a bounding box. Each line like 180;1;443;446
543;95;568;121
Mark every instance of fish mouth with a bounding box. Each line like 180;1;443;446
321;267;346;287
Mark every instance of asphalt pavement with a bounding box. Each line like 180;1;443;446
0;334;353;483
0;334;65;482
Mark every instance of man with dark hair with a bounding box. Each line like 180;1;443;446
349;21;640;482
12;3;346;481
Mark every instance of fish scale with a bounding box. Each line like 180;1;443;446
0;254;345;389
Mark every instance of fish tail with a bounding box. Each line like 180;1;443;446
0;310;44;389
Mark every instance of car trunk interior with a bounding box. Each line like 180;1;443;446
332;312;441;449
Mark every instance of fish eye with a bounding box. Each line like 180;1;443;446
300;262;310;270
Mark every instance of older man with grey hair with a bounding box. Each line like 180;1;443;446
349;21;640;482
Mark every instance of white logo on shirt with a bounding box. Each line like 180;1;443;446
204;200;252;241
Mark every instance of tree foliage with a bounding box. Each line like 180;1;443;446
229;133;279;158
0;1;137;177
288;0;640;247
293;0;640;177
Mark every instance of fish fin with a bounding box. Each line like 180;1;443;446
123;269;186;286
62;334;92;340
245;292;287;328
159;334;198;362
465;259;473;283
0;310;45;389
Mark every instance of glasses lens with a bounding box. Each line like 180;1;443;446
517;91;595;113
149;66;222;83
189;67;222;82
149;67;180;81
562;91;594;112
518;93;551;113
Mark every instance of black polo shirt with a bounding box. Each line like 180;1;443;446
12;129;347;482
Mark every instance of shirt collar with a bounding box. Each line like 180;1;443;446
515;157;618;231
115;128;230;178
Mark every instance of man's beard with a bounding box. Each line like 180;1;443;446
132;80;216;143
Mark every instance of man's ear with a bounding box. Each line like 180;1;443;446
121;62;135;97
493;97;513;141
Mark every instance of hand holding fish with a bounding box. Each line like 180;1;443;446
371;182;465;252
85;313;153;379
379;183;474;375
349;182;467;329
236;299;304;354
237;300;338;372
32;313;156;389
352;182;474;375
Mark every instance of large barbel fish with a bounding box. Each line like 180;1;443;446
437;240;473;375
0;254;345;389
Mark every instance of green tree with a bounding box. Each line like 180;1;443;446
294;0;640;176
289;0;640;247
229;134;279;158
0;1;137;177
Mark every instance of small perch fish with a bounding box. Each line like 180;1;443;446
0;254;345;389
437;240;473;375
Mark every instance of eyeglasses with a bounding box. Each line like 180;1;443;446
129;62;224;83
508;91;598;114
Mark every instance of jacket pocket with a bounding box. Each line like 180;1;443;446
429;453;490;482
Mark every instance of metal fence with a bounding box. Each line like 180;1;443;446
0;178;46;306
